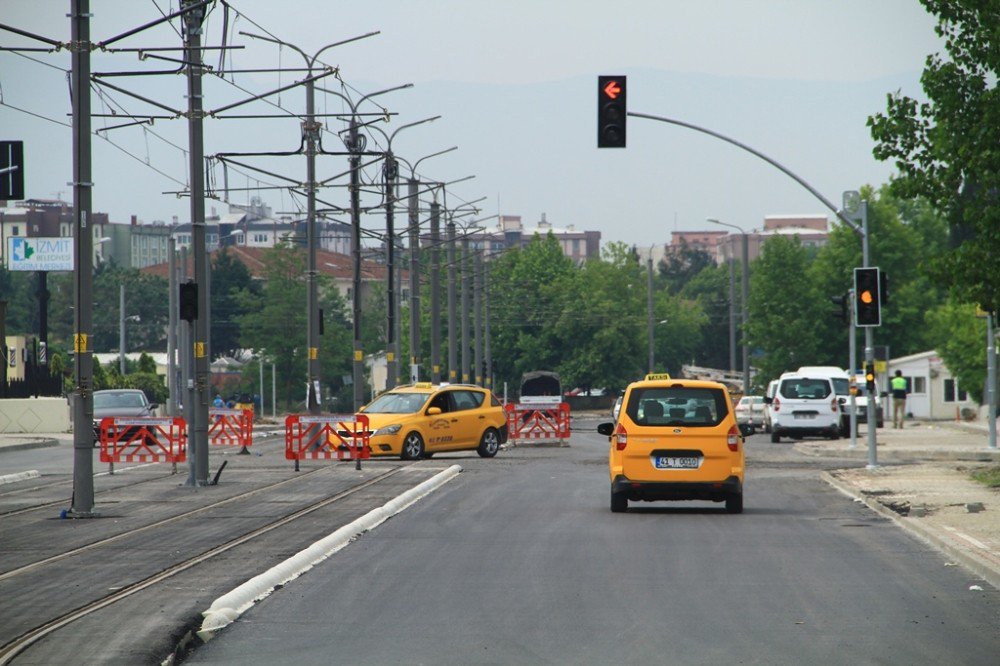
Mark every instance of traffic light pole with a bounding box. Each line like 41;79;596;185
861;201;877;469
848;289;858;449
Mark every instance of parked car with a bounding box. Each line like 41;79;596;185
734;395;765;431
92;389;158;443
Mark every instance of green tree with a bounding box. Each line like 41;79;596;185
552;242;646;391
488;234;576;390
211;247;260;358
659;240;713;295
809;185;950;363
235;244;308;409
679;263;731;370
868;0;1000;311
744;236;823;384
927;301;989;404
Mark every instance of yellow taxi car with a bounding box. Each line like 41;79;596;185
598;374;746;514
358;383;508;459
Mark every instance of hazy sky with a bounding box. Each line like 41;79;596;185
1;1;944;246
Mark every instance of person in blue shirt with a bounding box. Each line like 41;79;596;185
212;394;225;409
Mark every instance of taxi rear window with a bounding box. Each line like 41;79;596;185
625;387;729;427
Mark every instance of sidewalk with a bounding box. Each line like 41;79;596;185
797;422;999;590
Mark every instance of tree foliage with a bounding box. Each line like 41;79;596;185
868;0;1000;311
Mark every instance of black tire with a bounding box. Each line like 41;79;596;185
477;427;501;458
770;431;780;443
422;452;434;459
400;432;425;460
726;491;743;514
610;488;628;513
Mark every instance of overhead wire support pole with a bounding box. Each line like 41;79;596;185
68;0;97;518
183;0;210;486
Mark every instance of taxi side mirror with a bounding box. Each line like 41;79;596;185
837;397;847;405
427;406;442;416
738;423;755;437
597;422;614;436
763;396;773;405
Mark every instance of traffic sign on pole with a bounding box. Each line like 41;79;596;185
0;141;25;200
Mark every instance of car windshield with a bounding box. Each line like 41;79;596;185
625;386;728;427
93;392;146;409
780;378;832;399
363;392;431;414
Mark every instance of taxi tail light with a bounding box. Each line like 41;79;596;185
615;423;628;451
727;424;739;452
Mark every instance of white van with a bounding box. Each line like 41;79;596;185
763;379;779;433
798;366;851;435
765;371;841;442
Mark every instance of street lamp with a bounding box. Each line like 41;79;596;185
365;128;448;389
241;30;381;415
708;218;750;396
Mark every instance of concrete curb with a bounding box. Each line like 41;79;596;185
0;470;41;485
798;444;1000;463
0;438;61;454
821;471;1000;592
197;464;463;641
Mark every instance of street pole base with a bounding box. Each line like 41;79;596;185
865;464;879;470
62;508;101;519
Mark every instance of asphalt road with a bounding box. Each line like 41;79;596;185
181;420;999;665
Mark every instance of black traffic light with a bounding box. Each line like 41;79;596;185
864;362;876;393
830;292;848;323
854;267;881;327
179;281;198;322
597;75;626;148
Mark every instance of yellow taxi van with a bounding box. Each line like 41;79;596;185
598;374;746;514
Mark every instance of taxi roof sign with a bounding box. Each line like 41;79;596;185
412;382;433;389
644;373;671;381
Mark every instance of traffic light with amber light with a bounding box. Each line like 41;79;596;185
864;363;876;393
854;267;881;327
597;75;626;148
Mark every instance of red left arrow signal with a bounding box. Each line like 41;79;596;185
603;80;621;100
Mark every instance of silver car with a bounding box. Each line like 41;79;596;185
92;389;158;443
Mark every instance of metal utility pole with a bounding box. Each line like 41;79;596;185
461;236;470;383
484;259;493;390
304;70;321;416
37;271;49;370
987;311;997;450
727;252;736;373
848;289;858;449
349;116;364;409
183;0;210;485
407;177;420;383
384;156;398;389
860;200;877;469
474;250;483;386
740;232;750;395
69;0;96;516
647;252;654;374
167;237;177;416
430;199;441;383
119;284;126;374
447;218;457;382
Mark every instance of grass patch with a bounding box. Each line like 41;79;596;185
970;465;1000;488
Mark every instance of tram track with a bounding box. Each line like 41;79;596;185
0;465;408;665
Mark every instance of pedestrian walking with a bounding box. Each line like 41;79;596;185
891;370;908;428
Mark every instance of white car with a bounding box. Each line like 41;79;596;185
765;373;840;442
734;395;765;431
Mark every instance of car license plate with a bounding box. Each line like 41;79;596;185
654;456;700;469
793;412;817;420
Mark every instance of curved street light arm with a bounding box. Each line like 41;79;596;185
629;111;861;236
